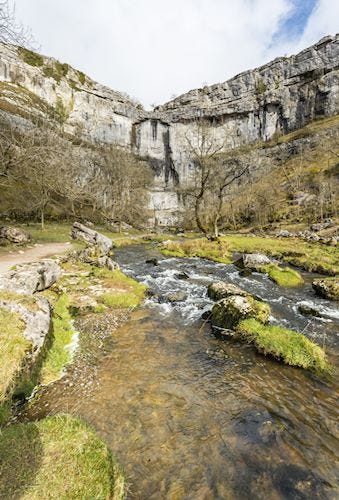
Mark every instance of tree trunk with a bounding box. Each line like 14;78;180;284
41;208;45;230
195;196;207;237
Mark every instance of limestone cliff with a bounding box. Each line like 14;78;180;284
0;35;338;225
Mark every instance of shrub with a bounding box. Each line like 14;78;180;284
18;47;43;67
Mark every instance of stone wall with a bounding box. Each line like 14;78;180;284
0;34;338;225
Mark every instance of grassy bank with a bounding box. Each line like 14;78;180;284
161;235;338;276
237;319;332;374
0;414;125;499
0;307;29;404
40;293;74;385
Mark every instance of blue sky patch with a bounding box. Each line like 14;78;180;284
273;0;318;42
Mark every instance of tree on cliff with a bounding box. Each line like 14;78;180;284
183;119;248;238
0;1;33;46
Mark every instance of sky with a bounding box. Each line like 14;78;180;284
12;0;339;108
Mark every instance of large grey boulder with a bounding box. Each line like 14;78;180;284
207;282;249;301
0;294;52;399
235;253;272;271
0;259;61;295
71;222;114;254
0;226;31;245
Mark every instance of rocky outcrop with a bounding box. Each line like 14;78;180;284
0;226;31;245
312;278;339;301
76;247;119;271
0;259;61;294
71;222;115;254
0;35;338;225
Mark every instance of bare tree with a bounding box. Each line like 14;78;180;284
0;1;33;46
183;119;248;238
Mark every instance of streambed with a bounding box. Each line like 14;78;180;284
25;244;339;499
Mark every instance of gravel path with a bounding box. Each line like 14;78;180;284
0;242;71;274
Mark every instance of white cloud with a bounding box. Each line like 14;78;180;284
12;0;337;108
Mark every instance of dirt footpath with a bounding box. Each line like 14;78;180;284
0;242;70;274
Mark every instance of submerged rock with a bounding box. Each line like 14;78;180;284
235;253;272;271
207;281;249;301
312;278;339;301
146;258;159;266
71;222;115;254
175;271;190;280
298;303;321;317
159;291;188;303
0;226;31;245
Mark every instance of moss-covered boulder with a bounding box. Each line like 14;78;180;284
312;277;339;301
237;319;332;374
211;295;270;330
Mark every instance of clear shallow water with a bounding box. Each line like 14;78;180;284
25;244;339;499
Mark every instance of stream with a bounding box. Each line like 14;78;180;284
25;244;339;499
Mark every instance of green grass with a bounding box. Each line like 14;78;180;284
161;235;338;276
261;264;304;287
0;414;125;499
0;291;40;312
237;319;332;374
95;269;147;309
40;293;74;385
0;307;30;403
161;239;231;264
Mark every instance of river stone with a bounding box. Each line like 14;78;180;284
71;222;115;254
312;278;339;301
146;258;159;266
0;259;62;295
175;271;190;280
235;253;272;271
210;295;270;330
298;303;321;317
0;226;31;245
159;291;188;303
207;281;249;301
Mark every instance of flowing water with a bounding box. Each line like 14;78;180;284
25;244;339;499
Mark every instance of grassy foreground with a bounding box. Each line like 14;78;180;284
0;307;30;404
0;414;125;499
237;319;332;374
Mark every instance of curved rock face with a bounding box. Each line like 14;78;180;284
0;35;338;225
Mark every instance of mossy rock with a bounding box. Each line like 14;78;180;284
236;319;332;374
211;295;270;330
312;277;339;301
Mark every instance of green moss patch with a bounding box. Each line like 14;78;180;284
0;307;30;403
261;264;304;287
40;293;74;385
237;319;332;374
0;414;125;499
18;47;43;67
